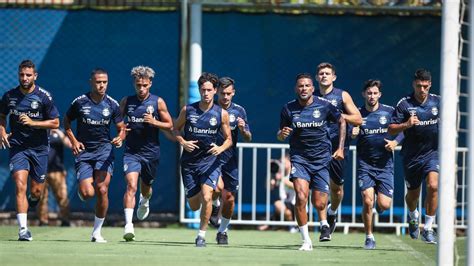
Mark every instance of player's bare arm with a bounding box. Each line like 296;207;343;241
388;115;419;135
19;114;59;129
111;121;126;148
332;116;346;160
208;109;232;156
342;91;363;126
64;115;85;155
237;117;252;142
143;97;173;130
173;106;199;152
0;114;10;149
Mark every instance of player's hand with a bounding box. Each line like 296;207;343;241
111;136;123;148
384;139;397;152
143;113;156;126
237;117;246;131
19;114;34;127
0;132;11;149
351;126;360;138
278;127;293;141
406;115;420;128
72;141;85;155
332;148;344;161
207;143;223;156
181;140;199;152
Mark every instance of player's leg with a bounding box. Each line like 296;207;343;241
195;183;214;247
405;185;422;239
37;179;50;226
123;171;139;241
326;157;345;235
361;187;375;249
210;176;223;228
293;178;312;251
49;171;70;226
12;170;32;240
421;171;438;244
137;157;157;221
216;188;236;244
91;170;111;243
77;161;95;200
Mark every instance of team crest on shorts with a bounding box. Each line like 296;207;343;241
358;179;364;188
124;164;128;172
209;117;217;126
291;166;296;175
431;107;438;116
229;113;236;123
405;180;411;189
9;163;13;171
30;101;39;109
146;105;154;114
102;108;110;117
312;109;321;118
379;116;387;125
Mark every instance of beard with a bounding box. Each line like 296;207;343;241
20;81;33;90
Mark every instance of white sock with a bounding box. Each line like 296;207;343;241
424;215;435;230
409;209;419;221
213;198;220;207
299;224;311;243
17;213;27;229
328;207;338;216
366;234;374;240
218;217;230;233
320;220;329;227
198;230;206;238
124;208;133;225
92;216;105;237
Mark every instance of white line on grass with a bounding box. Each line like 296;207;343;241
383;235;435;266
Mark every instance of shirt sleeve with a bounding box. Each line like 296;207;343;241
279;105;292;129
0;92;9;116
42;93;59;120
327;102;342;123
66;99;80;121
111;101;123;124
391;101;407;124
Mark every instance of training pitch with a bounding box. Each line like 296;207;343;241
0;225;466;265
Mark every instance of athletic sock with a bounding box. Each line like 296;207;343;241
424;215;435;230
124;208;133;225
299;224;311;243
92;216;105;237
218;217;230;233
17;213;27;230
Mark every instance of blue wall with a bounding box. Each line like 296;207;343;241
0;9;441;214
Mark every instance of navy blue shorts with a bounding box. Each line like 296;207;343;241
219;159;239;193
357;162;394;198
403;152;439;190
181;161;220;198
75;149;114;181
290;160;330;194
10;148;48;183
123;153;159;186
328;147;348;185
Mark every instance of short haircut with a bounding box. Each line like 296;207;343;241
316;62;336;74
198;72;219;88
362;79;383;92
413;68;431;81
18;59;36;72
131;65;155;80
218;77;235;90
296;73;313;82
90;68;108;78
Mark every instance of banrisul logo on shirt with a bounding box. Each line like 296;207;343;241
209;117;217;126
102;108;110;117
431;107;438;116
379;116;387;125
312;109;321;118
30;101;39;109
146;105;154;114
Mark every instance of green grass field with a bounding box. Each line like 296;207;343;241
0;225;466;265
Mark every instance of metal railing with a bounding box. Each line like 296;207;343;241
179;142;468;235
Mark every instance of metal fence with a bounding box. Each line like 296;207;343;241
180;142;468;235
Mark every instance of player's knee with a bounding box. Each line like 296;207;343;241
331;186;343;197
313;200;326;211
97;185;109;196
30;188;43;199
201;193;213;204
363;197;374;208
223;192;235;204
426;180;438;193
379;200;391;211
126;183;138;195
